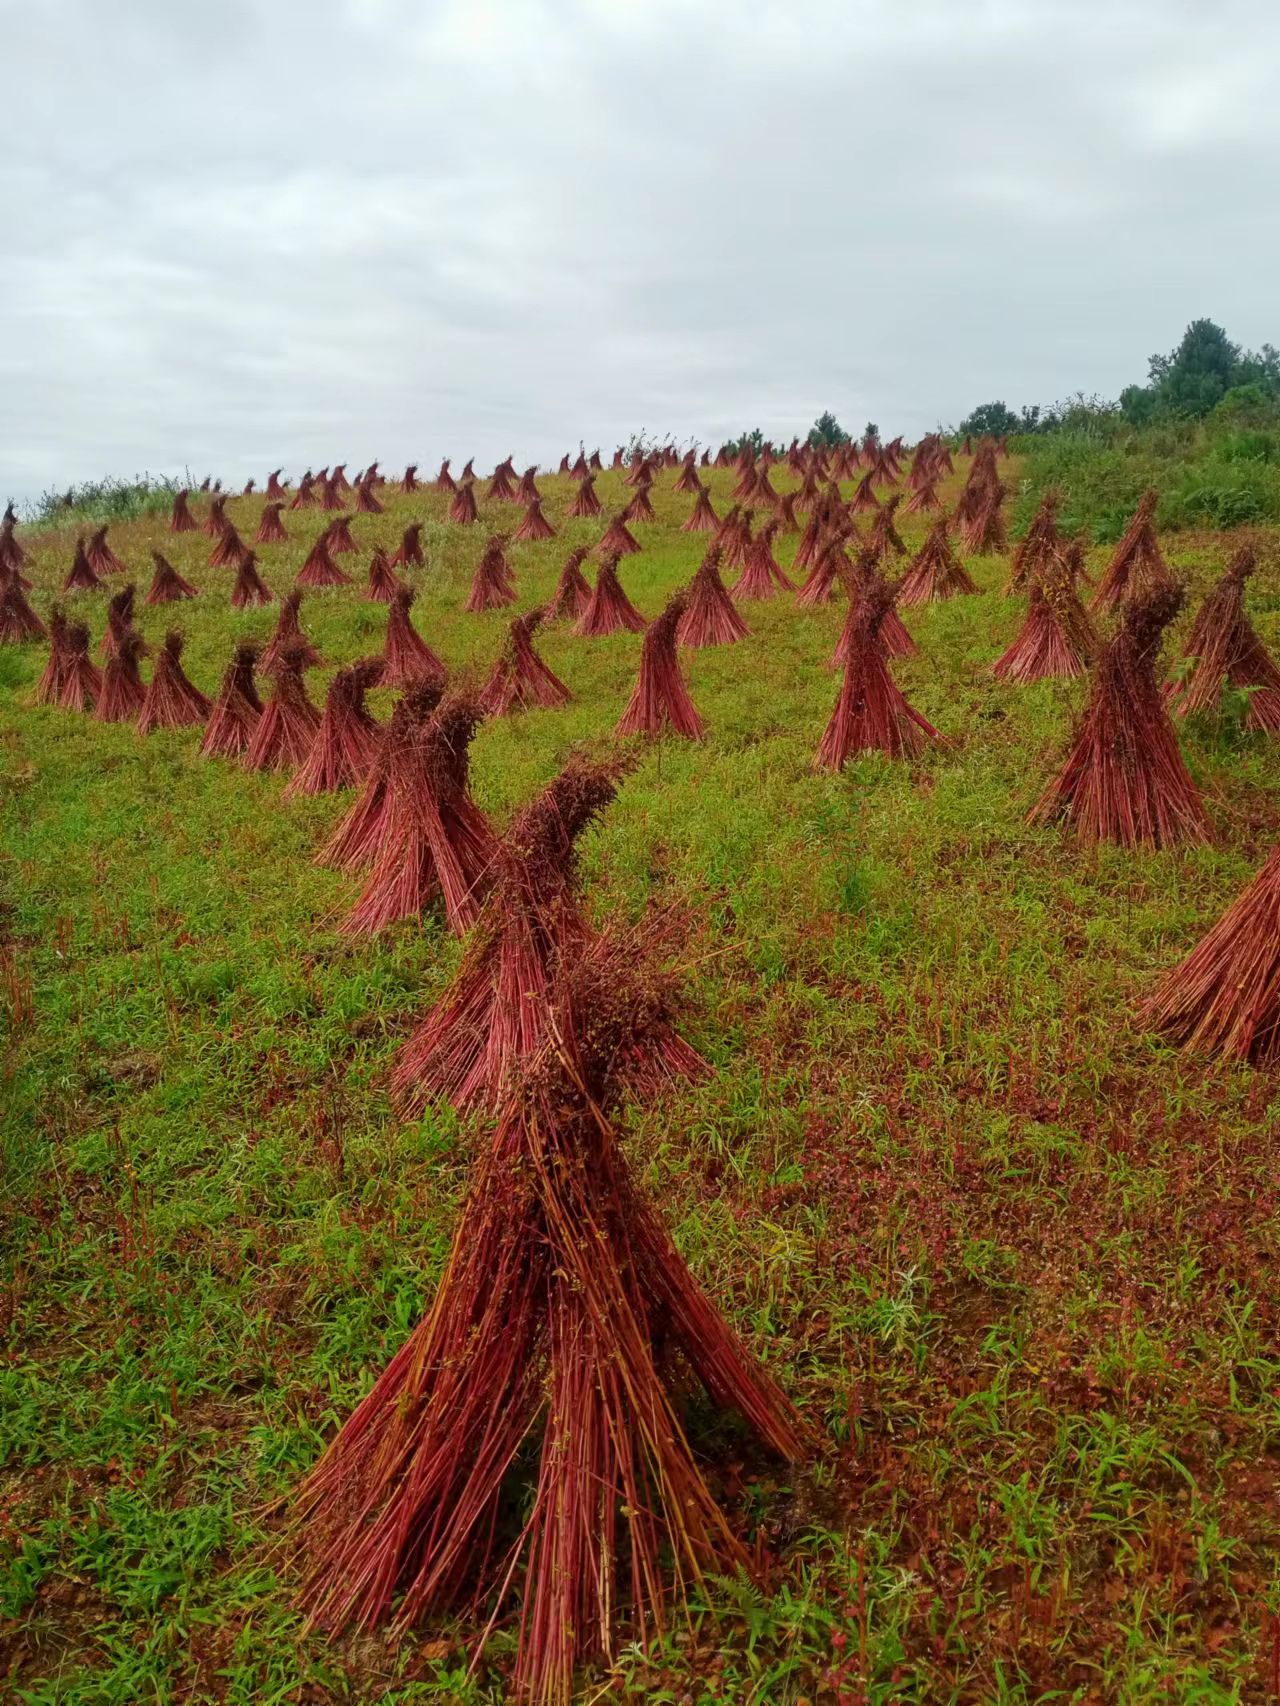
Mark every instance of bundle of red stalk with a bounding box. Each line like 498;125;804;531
513;498;555;542
903;476;940;515
381;586;447;688
85;526;127;577
46;619;100;711
63;539;102;592
720;509;753;571
849;472;880;515
201;644;264;758
623;486;656;524
797;527;852;607
1005;492;1062;596
567;475;602;518
202;497;228;540
290;474;318;510
682;484;718;532
328;515;358;554
0;572;45;643
1167;545;1280;731
867;495;907;562
465;536;517;613
261;592;321;674
775;491;801;533
515;466;540;504
677;548;749;646
169;489;198;533
732;457;759;501
391;524;424;569
898;518;977;605
209;521;247;570
818;573;940;769
673;456;702;494
959;481;1007;554
342;694;495;936
993;546;1097;682
435;458;456;492
575;554;646;636
548;546;592;621
487;461;517;502
31;608;69;700
1028;579;1211;847
791;493;840;575
403;464;419;493
256;502;288;544
297;527;352;588
449;482;480;525
597;513;640;557
146;551;198;604
231;550;275;608
390;759;707;1116
1089;489;1169;612
319;683;445;873
100;586;137;660
294;988;806;1706
617;591;703;739
355;476;383;515
1142;844;1280;1063
365;548;404;604
266;470;287;500
137;632;211;734
95;631;149;723
244;646;322;772
285;659;383;796
481;609;571;715
733;518;792;598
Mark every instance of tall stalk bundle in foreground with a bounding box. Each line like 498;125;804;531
1005;491;1062;596
138;632;211;733
1142;844;1280;1063
365;548;404;604
513;497;556;541
568;474;602;518
993;547;1097;682
381;586;446;688
899;518;976;605
1168;545;1280;732
169;489;198;533
1089;489;1168;612
390;760;705;1115
95;631;149;724
32;607;69;701
146;551;198;604
244;646;322;773
319;684;445;872
261;592;321;673
818;576;941;769
293;1026;806;1706
230;549;274;609
682;484;718;533
677;548;749;646
481;609;571;715
343;695;495;936
286;660;382;796
733;517;791;597
63;538;102;592
617;592;703;739
391;523;424;569
1029;580;1211;847
548;546;592;621
255;501;288;544
296;526;352;588
597;513;640;557
465;535;517;612
576;554;646;636
53;621;101;712
449;481;479;525
201;644;263;757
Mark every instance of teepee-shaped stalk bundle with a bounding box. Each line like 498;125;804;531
487;459;517;502
296;526;352;588
677;548;749;647
1089;490;1167;612
100;586;137;661
244;646;322;773
513;497;556;541
32;607;69;701
622;485;656;524
674;455;702;494
993;547;1097;683
86;526;127;577
261;591;320;674
617;592;703;739
255;501;288;544
1006;492;1062;596
200;496;226;539
327;515;358;554
817;576;940;769
465;535;517;613
449;480;479;525
355;475;383;515
548;546;592;621
51;620;101;711
208;520;247;569
390;760;705;1116
720;508;754;571
597;513;641;558
866;494;907;562
95;631;148;723
201;644;264;758
899;518;977;605
576;554;646;636
266;470;287;500
1142;845;1280;1064
365;547;404;604
294;1013;805;1706
849;472;881;515
682;484;718;533
1028;580;1211;847
515;465;540;504
137;631;211;734
289;473;318;510
145;551;198;604
734;518;792;598
0;573;45;643
567;474;603;518
286;659;382;796
343;695;496;937
402;464;419;493
170;489;198;533
960;481;1008;554
230;549;274;609
481;609;571;715
390;523;424;568
797;528;852;608
381;586;446;688
319;684;445;873
435;458;456;492
1167;546;1280;732
903;475;941;515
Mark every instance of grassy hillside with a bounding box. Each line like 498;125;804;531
3;461;1280;1703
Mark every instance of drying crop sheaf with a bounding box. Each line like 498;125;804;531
618;591;703;739
201;644;264;758
481;609;571;715
145;551;199;604
1168;545;1280;731
818;574;941;768
1090;488;1168;612
677;547;749;646
244;646;322;773
137;631;211;733
286;659;382;796
380;586;446;688
576;554;646;636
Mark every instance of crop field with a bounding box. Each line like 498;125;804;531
3;452;1280;1703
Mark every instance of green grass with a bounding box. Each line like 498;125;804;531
4;464;1280;1701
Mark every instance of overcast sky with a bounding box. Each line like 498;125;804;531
3;0;1277;499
